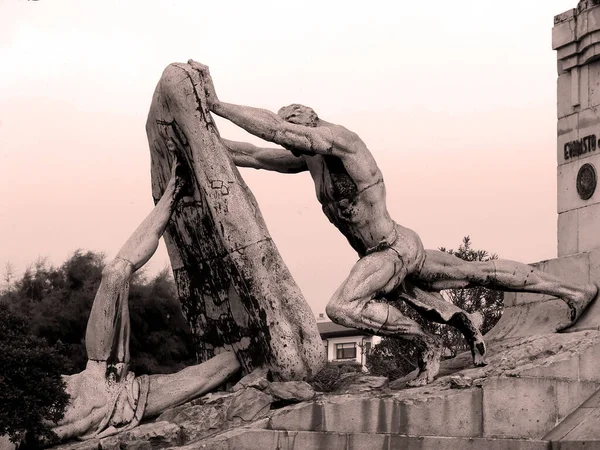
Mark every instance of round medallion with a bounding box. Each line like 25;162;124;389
576;163;597;200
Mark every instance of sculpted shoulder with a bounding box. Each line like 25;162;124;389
326;124;365;155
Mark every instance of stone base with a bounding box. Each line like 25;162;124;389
191;429;551;450
50;329;600;450
48;249;600;449
487;249;600;340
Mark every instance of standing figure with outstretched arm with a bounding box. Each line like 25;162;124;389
50;149;240;442
189;60;598;386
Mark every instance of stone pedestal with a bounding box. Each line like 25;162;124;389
554;1;600;257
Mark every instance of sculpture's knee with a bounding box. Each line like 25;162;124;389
325;299;345;323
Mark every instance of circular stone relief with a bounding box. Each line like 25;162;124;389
576;163;597;200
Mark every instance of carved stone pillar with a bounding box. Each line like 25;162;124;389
553;1;600;256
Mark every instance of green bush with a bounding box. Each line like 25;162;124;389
0;304;70;447
311;362;362;393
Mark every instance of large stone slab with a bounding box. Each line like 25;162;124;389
180;429;552;450
145;62;325;381
485;249;600;340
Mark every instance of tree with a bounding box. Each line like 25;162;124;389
366;236;504;379
1;262;16;294
0;251;196;376
0;250;198;444
0;304;69;447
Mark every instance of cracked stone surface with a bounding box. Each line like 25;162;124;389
50;330;600;449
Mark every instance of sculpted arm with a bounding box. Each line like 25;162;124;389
222;139;308;173
214;102;335;155
188;60;357;157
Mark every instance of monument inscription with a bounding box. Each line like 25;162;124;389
564;134;597;161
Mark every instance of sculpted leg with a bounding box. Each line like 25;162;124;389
390;284;487;367
418;250;598;330
144;352;241;417
325;250;442;386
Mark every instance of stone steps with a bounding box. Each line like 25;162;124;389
177;429;551;450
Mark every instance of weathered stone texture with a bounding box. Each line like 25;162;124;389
145;63;325;381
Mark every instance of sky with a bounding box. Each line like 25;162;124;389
0;0;579;315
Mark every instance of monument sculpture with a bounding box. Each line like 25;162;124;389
188;60;599;386
49;161;240;442
37;7;600;441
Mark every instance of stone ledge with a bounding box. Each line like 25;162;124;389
178;429;552;450
490;250;600;338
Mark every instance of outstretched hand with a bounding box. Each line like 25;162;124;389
188;59;219;109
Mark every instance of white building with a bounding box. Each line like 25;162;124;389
315;313;381;371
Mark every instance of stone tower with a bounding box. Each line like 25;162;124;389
553;0;600;257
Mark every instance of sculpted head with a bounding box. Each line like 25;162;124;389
277;104;319;127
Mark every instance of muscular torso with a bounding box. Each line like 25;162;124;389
302;124;396;256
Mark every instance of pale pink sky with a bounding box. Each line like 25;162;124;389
0;0;576;314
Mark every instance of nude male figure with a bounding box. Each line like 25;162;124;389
189;61;598;386
50;152;240;442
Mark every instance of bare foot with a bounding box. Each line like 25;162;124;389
467;312;487;366
558;283;598;331
451;311;487;367
407;347;441;387
471;338;487;367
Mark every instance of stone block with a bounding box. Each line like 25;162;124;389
578;11;590;43
575;107;600;150
578;342;600;380
578;202;600;252
572;67;581;107
557;42;578;61
504;292;518;307
557;405;600;442
401;389;483;437
588;5;600;34
231;429;351;450
320;397;397;434
556;380;599;421
268;401;324;432
482;378;558;439
557;113;578;167
553;20;577;50
588;61;600;108
519;356;580;381
484;304;541;340
558;210;579;256
388;435;551;450
197;430;552;450
557;153;600;213
580;387;600;408
589;248;600;282
581;60;590;111
545;252;591;284
558;72;574;119
543;406;596;441
490;300;571;340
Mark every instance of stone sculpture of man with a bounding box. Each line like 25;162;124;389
50;152;240;441
189;60;598;386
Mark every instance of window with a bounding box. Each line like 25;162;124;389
335;342;357;360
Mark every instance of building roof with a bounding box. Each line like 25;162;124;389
317;321;371;338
